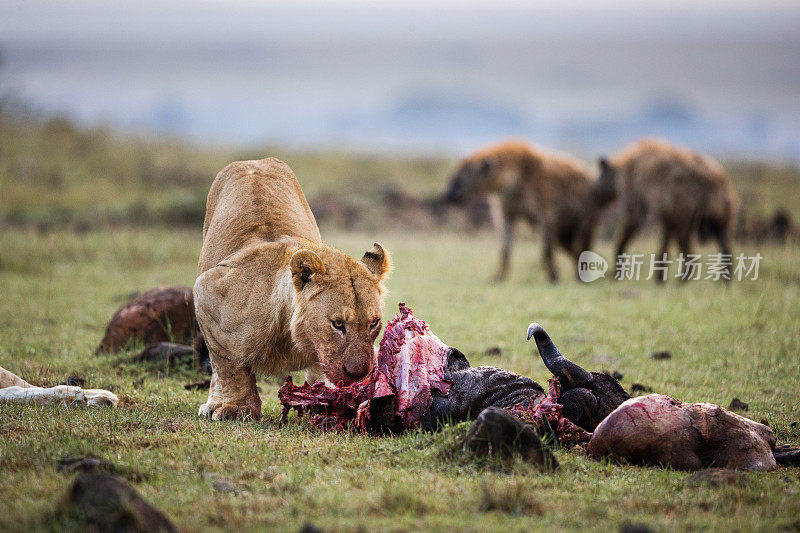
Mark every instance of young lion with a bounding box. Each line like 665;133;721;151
194;158;391;421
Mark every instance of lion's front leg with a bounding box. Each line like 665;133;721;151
199;359;261;421
304;363;333;386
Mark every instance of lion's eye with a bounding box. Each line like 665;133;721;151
331;320;346;333
370;318;381;329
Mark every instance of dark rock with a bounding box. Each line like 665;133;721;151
630;383;653;395
773;445;800;466
211;481;239;494
791;421;798;429
483;346;502;357
59;472;177;532
688;468;747;487
620;524;654;533
464;407;558;471
60;376;86;387
728;398;749;412
133;342;198;365
184;380;211;391
650;351;672;360
300;524;326;533
58;456;117;475
610;371;624;381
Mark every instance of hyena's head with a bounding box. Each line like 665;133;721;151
443;156;497;204
595;157;619;206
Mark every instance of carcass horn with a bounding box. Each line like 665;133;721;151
527;323;593;389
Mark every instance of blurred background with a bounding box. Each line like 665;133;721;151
1;0;799;236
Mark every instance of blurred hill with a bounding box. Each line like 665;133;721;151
1;107;798;241
1;2;799;160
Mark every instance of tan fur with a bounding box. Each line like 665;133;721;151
443;139;615;282
194;158;391;421
604;138;739;281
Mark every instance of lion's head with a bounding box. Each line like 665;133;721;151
289;242;391;385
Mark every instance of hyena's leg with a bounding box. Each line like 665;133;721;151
494;218;515;282
714;224;733;283
654;225;672;284
676;225;695;282
542;228;558;283
614;217;641;278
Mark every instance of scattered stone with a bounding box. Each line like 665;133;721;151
790;421;797;428
728;398;749;412
630;383;653;395
620;524;654;533
773;445;800;466
59;472;177;532
688;468;747;487
133;342;199;365
610;371;624;381
184;380;211;391
483;346;502;357
58;455;117;475
300;524;326;533
212;480;239;494
464;407;559;471
650;351;672;360
60;376;86;387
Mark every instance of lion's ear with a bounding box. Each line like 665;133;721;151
290;249;326;291
361;242;391;281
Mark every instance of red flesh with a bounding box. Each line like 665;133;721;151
279;303;589;447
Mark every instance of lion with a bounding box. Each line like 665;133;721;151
194;158;391;421
443;140;615;282
600;138;738;282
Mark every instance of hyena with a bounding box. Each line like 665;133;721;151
443;140;616;282
600;139;739;282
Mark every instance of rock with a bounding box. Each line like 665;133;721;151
728;398;749;412
650;351;672;360
688;468;747;487
57;455;117;474
464;407;559;471
483;346;502;357
610;371;624;381
299;524;326;533
60;376;86;387
630;383;653;395
59;472;177;532
212;481;239;494
620;524;654;533
133;342;198;365
773;445;800;466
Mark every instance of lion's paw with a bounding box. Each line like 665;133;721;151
211;403;262;422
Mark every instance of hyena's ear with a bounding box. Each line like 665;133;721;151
361;242;392;281
598;157;611;174
290;249;326;290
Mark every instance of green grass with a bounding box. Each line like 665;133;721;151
1;227;799;532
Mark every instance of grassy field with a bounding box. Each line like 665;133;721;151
1;225;799;532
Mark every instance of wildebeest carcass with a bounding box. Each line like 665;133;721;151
280;304;798;471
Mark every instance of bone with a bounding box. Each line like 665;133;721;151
587;394;777;471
